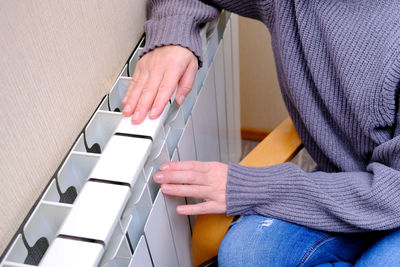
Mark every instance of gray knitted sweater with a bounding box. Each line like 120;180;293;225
143;0;400;233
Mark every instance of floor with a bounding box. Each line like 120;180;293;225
241;139;317;172
240;139;259;160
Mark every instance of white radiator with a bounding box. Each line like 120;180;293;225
0;12;241;267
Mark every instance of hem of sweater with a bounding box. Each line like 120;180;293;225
141;15;203;67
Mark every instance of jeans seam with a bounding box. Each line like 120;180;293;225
298;235;336;266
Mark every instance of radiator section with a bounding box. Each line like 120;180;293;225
0;11;241;267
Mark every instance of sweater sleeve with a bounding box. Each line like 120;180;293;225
227;126;400;233
141;0;220;67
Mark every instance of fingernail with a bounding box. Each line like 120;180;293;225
123;104;132;114
153;173;163;182
132;111;139;121
149;107;157;118
177;206;185;213
163;184;171;192
160;164;169;171
178;95;185;105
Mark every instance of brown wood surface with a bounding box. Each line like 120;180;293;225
192;117;302;266
240;117;302;166
240;128;270;141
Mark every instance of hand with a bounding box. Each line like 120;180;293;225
122;45;198;124
153;161;228;215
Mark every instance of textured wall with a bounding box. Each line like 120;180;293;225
0;0;146;254
239;17;288;131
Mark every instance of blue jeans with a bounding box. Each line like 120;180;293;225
218;215;400;266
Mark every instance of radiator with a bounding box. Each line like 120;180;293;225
0;12;241;267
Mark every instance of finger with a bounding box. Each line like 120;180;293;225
153;170;206;185
123;70;149;116
175;60;198;105
131;70;164;124
176;201;225;215
161;184;208;198
160;161;210;172
150;68;186;119
122;69;141;105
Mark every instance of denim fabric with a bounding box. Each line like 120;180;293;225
353;227;400;266
218;215;393;267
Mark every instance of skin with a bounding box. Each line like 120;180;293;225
122;45;199;123
122;45;228;215
153;161;228;215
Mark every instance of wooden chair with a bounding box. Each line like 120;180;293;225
192;117;302;266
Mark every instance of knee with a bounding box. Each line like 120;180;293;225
218;220;244;264
218;216;252;266
217;215;282;267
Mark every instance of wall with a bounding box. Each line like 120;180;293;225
0;0;146;254
239;17;288;132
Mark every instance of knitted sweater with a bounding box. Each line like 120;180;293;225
143;0;400;233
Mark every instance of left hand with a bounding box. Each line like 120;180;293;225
122;45;198;124
153;161;228;215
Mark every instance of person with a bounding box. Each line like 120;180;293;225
122;0;400;266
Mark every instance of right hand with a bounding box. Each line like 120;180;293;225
153;161;228;215
122;45;198;124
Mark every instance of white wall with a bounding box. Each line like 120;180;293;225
0;0;147;254
239;17;288;131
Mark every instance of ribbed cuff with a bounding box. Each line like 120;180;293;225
141;15;203;67
226;162;297;216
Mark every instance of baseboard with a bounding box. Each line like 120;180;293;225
241;128;270;141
